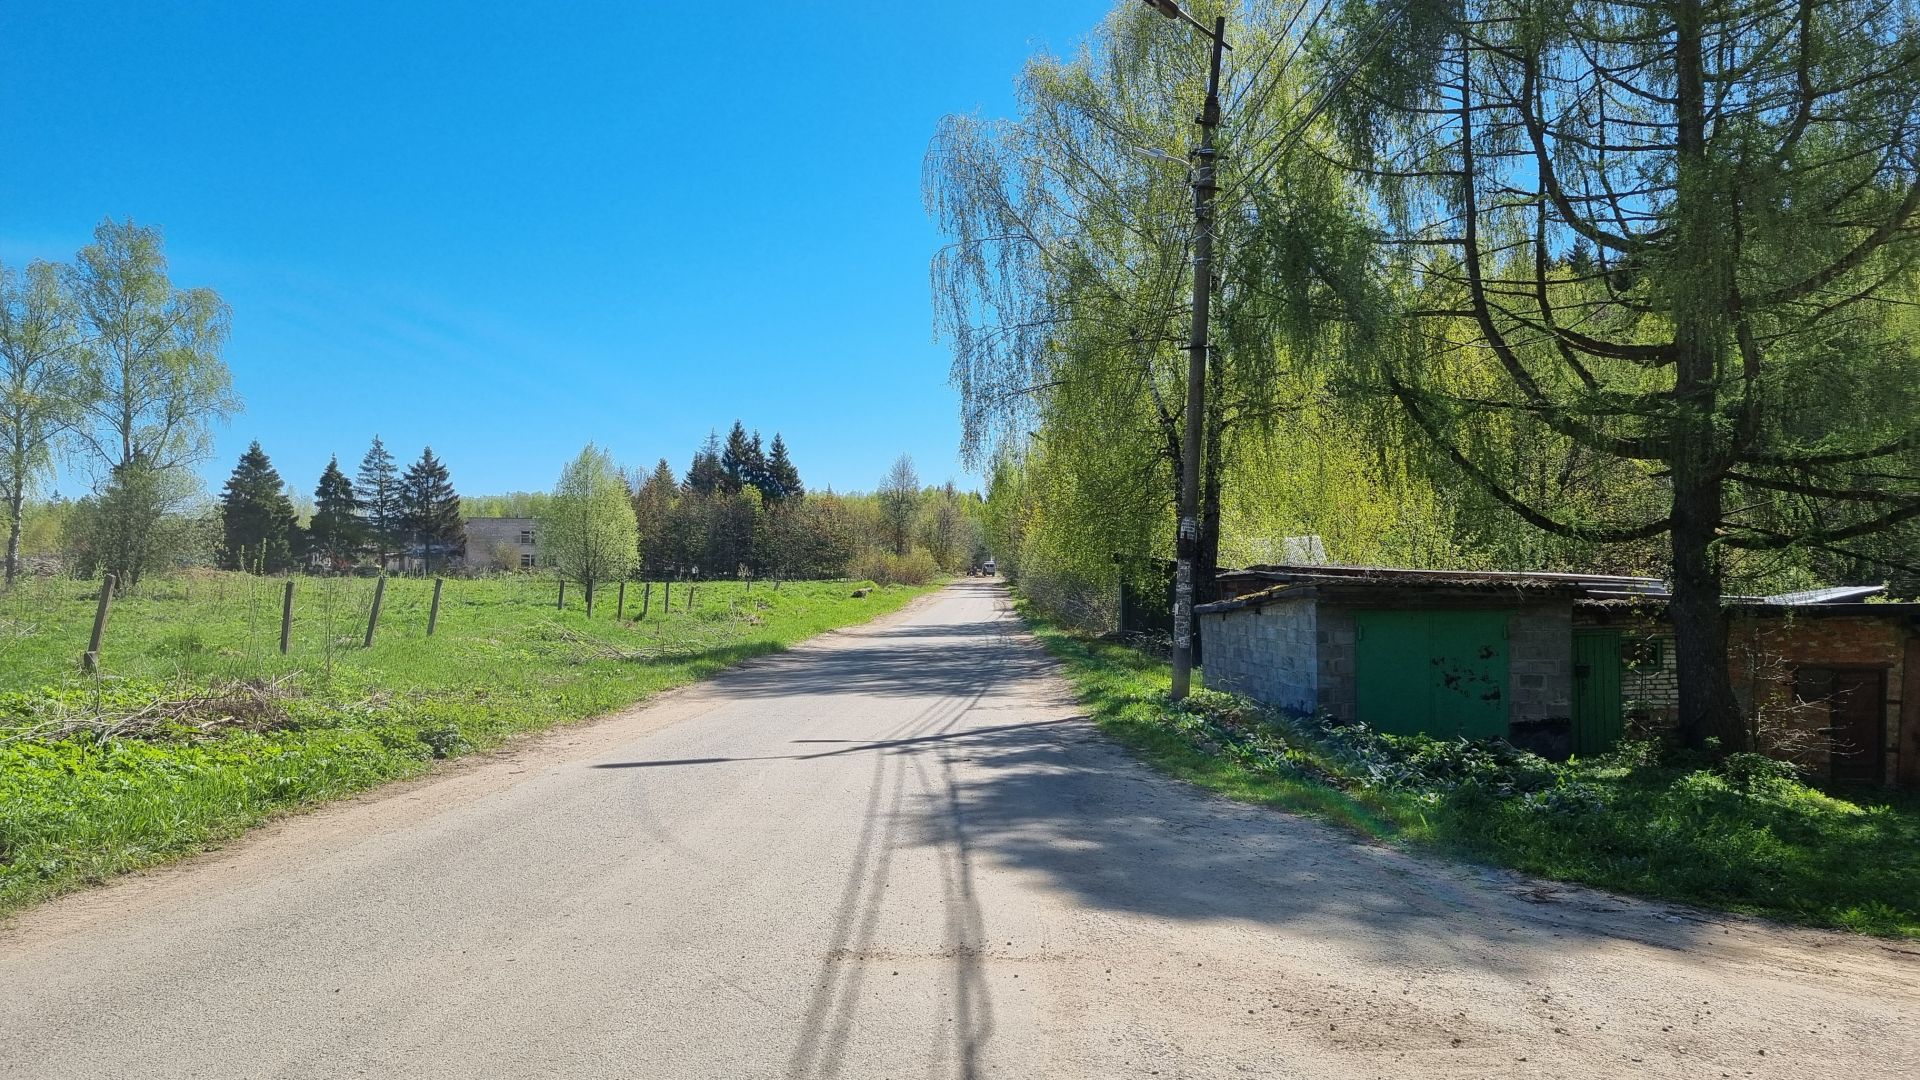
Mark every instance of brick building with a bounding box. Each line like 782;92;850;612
1197;564;1920;786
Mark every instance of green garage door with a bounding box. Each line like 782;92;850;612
1355;610;1509;740
1572;630;1623;755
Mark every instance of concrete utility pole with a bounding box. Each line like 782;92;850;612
1145;0;1230;701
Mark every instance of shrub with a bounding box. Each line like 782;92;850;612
1713;751;1803;792
847;548;941;587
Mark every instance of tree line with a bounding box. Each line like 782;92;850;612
218;437;461;573
932;0;1920;752
538;427;987;605
207;419;987;596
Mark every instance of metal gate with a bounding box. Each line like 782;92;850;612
1355;610;1509;740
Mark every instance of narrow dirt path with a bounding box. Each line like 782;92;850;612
4;580;1915;1078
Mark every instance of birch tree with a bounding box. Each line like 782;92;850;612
66;218;236;477
539;443;637;613
0;260;82;585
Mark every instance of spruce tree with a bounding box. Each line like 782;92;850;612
401;446;461;574
356;435;402;566
744;430;771;499
308;456;362;566
219;441;298;572
719;421;754;495
633;457;679;578
683;430;725;496
762;433;804;504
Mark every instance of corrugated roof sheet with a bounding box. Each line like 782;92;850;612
1761;585;1887;605
1204;564;1899;611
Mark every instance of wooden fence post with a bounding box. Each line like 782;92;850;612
687;582;695;613
663;580;670;613
617;580;626;620
364;574;387;648
557;579;565;610
279;579;295;654
427;577;444;636
641;581;652;620
81;573;116;673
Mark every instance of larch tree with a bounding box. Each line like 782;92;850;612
538;443;637;613
0;260;82;586
1328;0;1920;749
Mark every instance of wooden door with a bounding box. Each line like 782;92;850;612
1572;630;1623;755
1828;668;1887;782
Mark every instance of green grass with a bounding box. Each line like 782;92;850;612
1025;607;1920;938
0;572;936;917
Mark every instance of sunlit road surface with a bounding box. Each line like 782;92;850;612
4;580;1917;1079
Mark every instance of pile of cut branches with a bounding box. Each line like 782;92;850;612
0;674;301;745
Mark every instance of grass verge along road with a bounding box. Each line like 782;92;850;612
1025;608;1920;937
0;572;933;917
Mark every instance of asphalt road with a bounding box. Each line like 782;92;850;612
4;580;1917;1079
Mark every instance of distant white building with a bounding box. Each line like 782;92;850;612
463;516;543;571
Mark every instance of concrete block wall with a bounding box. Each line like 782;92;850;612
1508;605;1573;724
1198;598;1318;714
1315;607;1357;722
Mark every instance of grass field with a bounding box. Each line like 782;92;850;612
1025;608;1920;938
0;571;936;917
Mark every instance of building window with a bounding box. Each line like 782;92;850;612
519;529;535;545
520;553;537;569
1623;637;1663;670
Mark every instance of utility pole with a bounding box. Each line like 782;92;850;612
1154;1;1229;701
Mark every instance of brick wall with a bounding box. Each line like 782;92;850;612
1729;614;1907;782
1198;598;1319;714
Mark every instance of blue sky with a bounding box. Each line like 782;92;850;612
0;1;1113;499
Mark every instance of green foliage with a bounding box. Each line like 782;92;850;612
64;458;214;587
0;573;938;916
67;217;236;477
307;456;363;564
537;442;637;593
877;454;919;556
0;259;83;585
847;548;941;587
355;436;403;561
218;441;299;572
761;433;803;503
399;446;460;572
1026;608;1920;937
